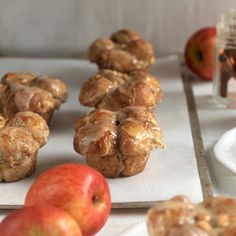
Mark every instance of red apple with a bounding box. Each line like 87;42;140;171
0;205;82;236
184;27;216;80
25;163;111;236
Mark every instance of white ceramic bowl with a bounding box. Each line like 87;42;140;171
214;127;236;174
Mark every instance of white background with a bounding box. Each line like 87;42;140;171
0;0;236;58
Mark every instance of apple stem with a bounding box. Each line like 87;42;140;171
92;195;99;205
197;51;203;61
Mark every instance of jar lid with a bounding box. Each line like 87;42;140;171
217;9;236;42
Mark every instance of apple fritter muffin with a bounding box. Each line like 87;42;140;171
79;69;163;111
0;111;49;182
89;29;155;73
147;195;236;236
73;106;164;177
0;72;68;123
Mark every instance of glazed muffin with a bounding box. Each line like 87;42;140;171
0;72;68;123
147;195;236;236
73;106;164;177
0;111;49;182
88;29;155;73
79;69;163;111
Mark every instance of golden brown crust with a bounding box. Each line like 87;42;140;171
7;111;49;147
79;69;163;111
1;72;36;85
0;72;68;123
73;106;164;177
0;111;49;182
88;29;155;73
147;195;236;236
31;76;68;102
111;30;140;43
0;154;37;182
86;155;122;178
121;154;149;177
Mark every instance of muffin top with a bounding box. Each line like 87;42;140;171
0;72;67;123
79;69;163;111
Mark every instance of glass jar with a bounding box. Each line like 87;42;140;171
213;10;236;108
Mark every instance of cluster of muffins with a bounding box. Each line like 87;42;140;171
74;29;164;177
0;29;163;182
0;72;67;182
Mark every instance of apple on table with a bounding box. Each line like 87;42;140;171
25;163;111;236
0;205;82;236
184;27;216;81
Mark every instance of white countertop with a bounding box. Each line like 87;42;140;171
1;57;236;235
